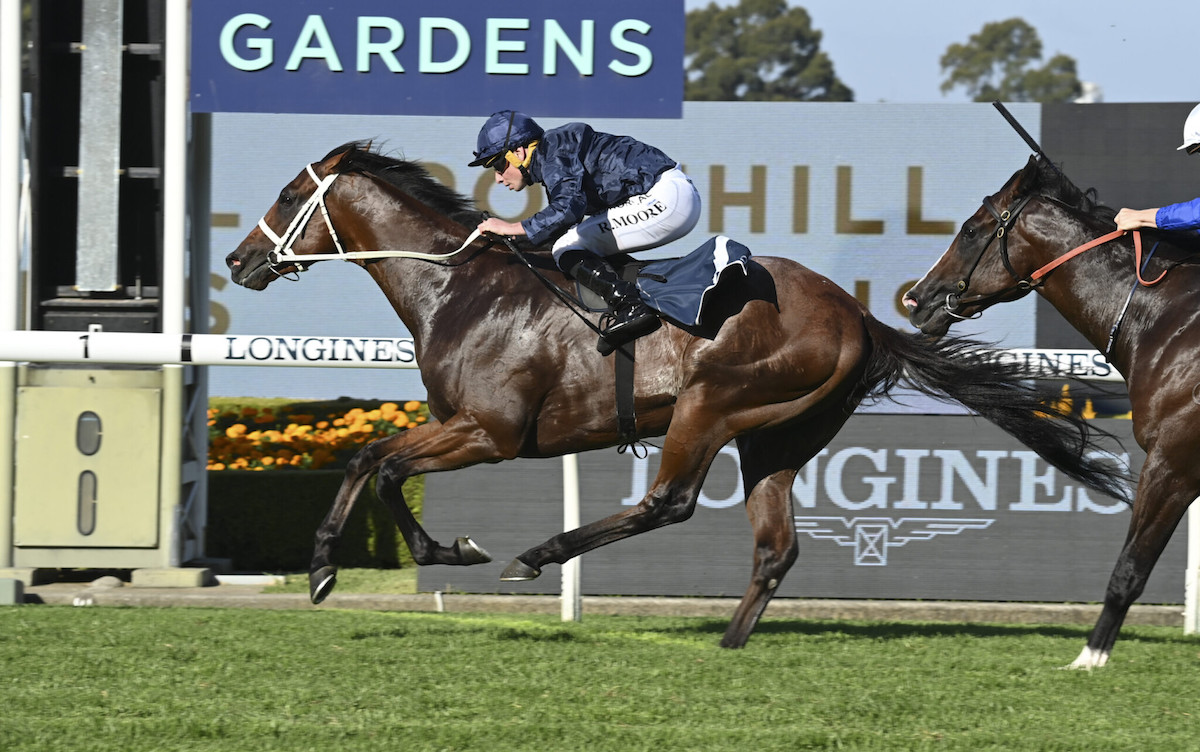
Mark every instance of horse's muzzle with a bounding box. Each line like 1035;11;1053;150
901;290;952;337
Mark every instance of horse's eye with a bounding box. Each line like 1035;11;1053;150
279;192;295;207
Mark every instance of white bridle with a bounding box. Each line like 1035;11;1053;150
257;162;483;276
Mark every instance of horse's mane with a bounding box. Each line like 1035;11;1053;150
1020;157;1200;255
1022;158;1117;225
323;141;486;227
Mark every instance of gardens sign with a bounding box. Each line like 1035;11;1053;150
190;0;684;117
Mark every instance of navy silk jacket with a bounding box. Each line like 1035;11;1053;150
519;122;676;246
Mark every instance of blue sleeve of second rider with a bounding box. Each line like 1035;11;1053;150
1156;197;1200;232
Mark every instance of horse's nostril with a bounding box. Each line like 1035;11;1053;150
902;295;918;311
226;252;241;271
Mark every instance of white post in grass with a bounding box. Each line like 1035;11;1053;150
561;453;582;622
1185;503;1200;634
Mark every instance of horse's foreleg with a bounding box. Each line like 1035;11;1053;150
374;457;491;567
308;465;375;604
501;417;721;581
309;416;517;604
1067;452;1196;669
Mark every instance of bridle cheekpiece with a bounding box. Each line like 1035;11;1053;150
942;193;1036;320
258;163;346;277
255;161;486;277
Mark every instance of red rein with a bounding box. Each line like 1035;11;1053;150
1029;229;1167;287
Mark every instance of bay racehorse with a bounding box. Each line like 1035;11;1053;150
904;154;1200;668
227;143;1128;648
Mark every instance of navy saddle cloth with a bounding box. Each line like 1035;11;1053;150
576;236;752;326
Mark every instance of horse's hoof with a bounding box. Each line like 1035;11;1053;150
454;536;492;565
310;566;337;604
1061;645;1109;670
500;558;542;581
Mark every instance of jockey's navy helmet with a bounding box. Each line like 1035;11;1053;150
468;110;544;168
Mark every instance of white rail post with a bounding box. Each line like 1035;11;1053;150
158;0;190;565
0;0;23;567
561;453;582;622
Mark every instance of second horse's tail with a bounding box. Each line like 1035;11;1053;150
858;314;1132;504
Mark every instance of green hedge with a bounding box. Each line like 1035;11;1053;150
205;471;421;572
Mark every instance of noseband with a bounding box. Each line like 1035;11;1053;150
258;163;347;277
255;161;488;277
942;193;1036;319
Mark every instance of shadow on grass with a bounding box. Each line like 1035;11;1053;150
657;617;1189;645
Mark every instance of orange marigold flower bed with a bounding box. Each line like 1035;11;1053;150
208;399;431;471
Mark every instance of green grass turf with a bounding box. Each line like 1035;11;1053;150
0;607;1196;751
264;568;418;595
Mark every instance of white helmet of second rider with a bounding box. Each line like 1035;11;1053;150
1178;103;1200;154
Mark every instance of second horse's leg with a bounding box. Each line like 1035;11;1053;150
1066;449;1197;668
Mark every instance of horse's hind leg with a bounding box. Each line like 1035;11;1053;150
501;407;725;579
721;418;847;648
721;464;797;649
1068;449;1197;668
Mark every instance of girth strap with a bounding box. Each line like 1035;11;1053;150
615;344;637;445
614;265;639;446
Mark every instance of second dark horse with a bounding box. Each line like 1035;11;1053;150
906;155;1200;667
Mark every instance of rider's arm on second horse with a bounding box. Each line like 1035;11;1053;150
1116;197;1200;231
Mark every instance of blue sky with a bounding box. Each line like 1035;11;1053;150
683;0;1192;105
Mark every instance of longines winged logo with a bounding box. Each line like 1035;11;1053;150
793;517;995;566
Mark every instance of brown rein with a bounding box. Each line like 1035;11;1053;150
1029;229;1166;287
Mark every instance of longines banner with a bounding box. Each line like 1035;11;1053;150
190;0;684;117
418;416;1185;604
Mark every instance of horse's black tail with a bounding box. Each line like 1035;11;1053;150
857;315;1132;504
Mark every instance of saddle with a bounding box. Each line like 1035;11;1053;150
571;236;753;448
572;236;752;327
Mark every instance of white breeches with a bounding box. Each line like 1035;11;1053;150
551;167;702;262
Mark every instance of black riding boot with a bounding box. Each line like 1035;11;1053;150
567;255;660;351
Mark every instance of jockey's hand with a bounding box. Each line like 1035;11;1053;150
1114;207;1159;231
477;217;526;238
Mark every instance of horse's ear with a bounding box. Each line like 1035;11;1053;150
318;140;371;171
323;145;357;174
1014;154;1042;194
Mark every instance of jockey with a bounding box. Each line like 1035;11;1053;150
1115;103;1200;233
470;110;701;350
